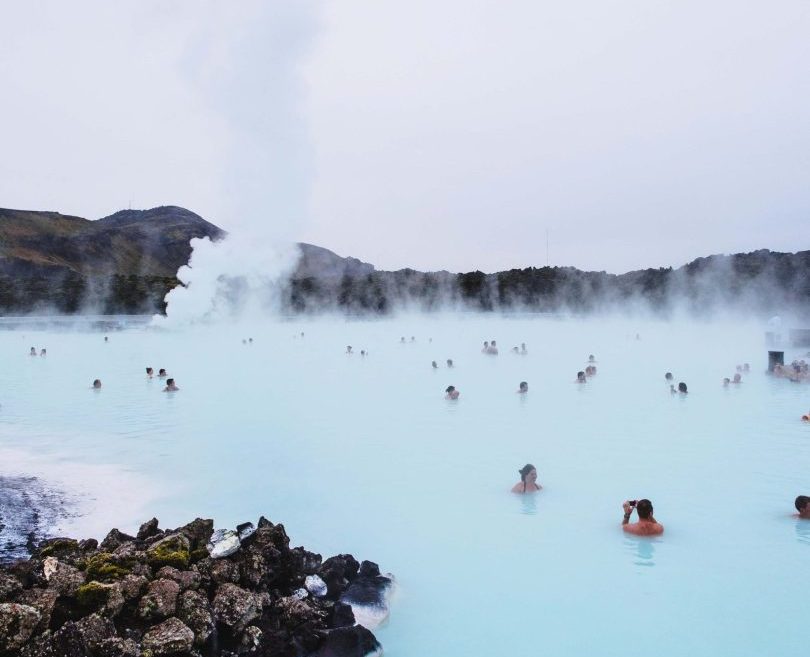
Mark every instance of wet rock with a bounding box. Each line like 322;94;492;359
17;587;58;631
136;517;160;540
313;625;383;657
75;612;116;652
147;532;190;570
319;554;360;600
76;581;124;617
207;528;240;559
290;546;322;575
177;589;214;646
156;565;200;590
212;583;260;632
339;561;394;630
99;529;136;552
305;574;328;597
0;603;42;651
138;578;180;621
79;538;98;552
331;601;355;628
141;617;194;656
277;595;326;626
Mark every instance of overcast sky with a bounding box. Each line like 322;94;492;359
1;1;808;273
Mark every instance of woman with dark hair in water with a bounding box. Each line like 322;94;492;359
511;464;542;493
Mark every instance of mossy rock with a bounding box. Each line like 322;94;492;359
189;548;208;564
84;553;133;582
76;582;111;608
38;538;80;558
147;534;190;570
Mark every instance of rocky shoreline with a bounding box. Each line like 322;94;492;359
0;516;393;657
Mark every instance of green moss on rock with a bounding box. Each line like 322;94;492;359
76;582;111;608
84;553;132;582
147;534;190;570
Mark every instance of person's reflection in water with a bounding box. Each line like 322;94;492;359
794;519;810;546
518;491;537;516
624;535;658;567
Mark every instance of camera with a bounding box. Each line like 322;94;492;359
628;500;637;507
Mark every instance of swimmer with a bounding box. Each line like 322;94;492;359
248;338;253;344
146;367;154;378
104;336;108;343
518;381;528;394
242;339;247;345
400;337;406;344
588;354;595;363
801;411;810;422
488;340;499;355
520;343;527;354
796;496;810;519
432;361;438;369
732;373;742;384
445;385;460;400
158;369;167;378
346;345;353;354
39;348;46;357
163;378;179;392
29;347;36;356
723;377;730;387
678;382;688;394
743;363;750;373
446;359;454;368
511;464;541;493
576;371;586;383
482;341;489;353
361;350;366;357
512;346;519;354
411;336;416;343
665;372;673;382
622;499;664;535
92;379;102;389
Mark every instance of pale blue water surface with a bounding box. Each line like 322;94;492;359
1;315;809;656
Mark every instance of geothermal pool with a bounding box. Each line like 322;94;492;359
1;315;809;656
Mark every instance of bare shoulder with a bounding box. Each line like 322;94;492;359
510;483;524;493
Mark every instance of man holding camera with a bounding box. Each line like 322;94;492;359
622;499;664;536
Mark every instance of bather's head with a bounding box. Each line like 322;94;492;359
665;372;673;381
92;379;101;389
636;499;654;519
795;495;810;517
519;381;528;393
518;464;537;484
678;382;688;393
577;371;586;382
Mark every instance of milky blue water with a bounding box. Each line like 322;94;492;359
1;315;809;656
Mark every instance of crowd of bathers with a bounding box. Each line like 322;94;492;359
773;359;809;382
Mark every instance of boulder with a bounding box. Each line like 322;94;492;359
99;529;136;552
339;561;394;630
51;621;88;657
119;574;149;601
75;612;116;652
76;581;124;617
178;517;214;550
43;559;85;596
212;583;260;632
156;565;200;591
319;555;360;600
290;546;322;575
197;557;240;586
0;603;41;651
17;587;58;630
177;589;214;646
146;533;190;570
0;572;23;599
242;624;263;650
141;617;195;656
136;517;160;540
313;625;383;657
138;578;181;621
207;528;240;559
95;636;140;657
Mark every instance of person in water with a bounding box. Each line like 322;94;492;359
487;340;499;355
92;379;102;389
146;367;154;378
481;341;489;353
795;496;810;519
360;350;366;357
346;345;353;354
445;385;459;400
446;359;454;368
158;368;167;378
622;499;664;535
723;377;730;387
520;343;527;354
665;372;673;382
40;348;46;357
163;378;179;392
678;382;688;394
588;354;596;363
732;373;742;384
29;347;36;356
511;464;542;493
518;381;528;394
512;346;519;354
432;361;438;369
576;371;587;383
